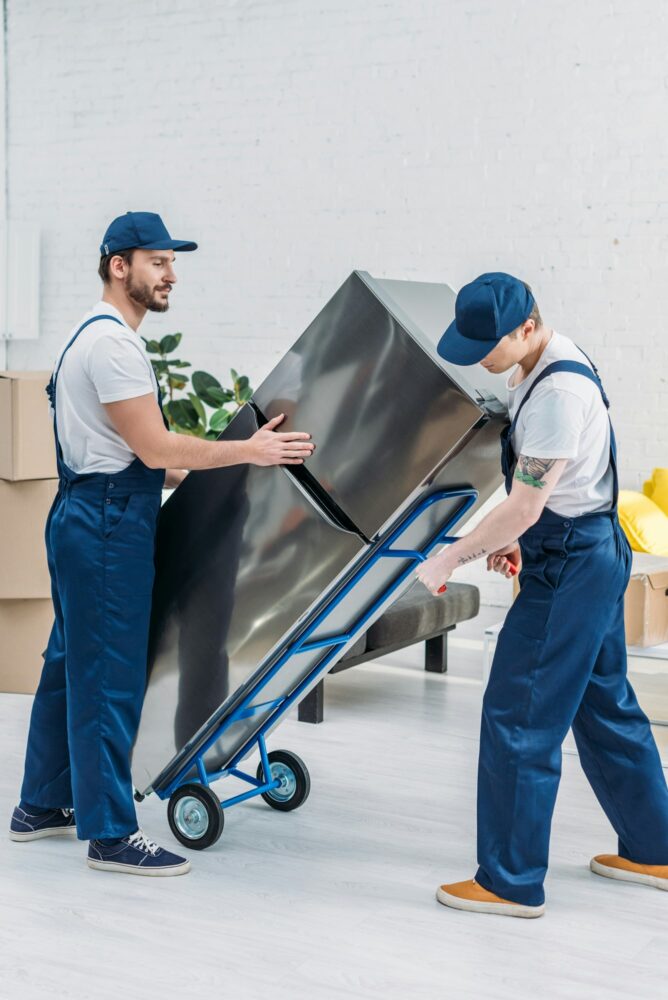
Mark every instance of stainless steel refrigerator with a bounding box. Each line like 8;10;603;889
131;271;508;796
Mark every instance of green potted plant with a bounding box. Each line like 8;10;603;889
142;333;253;438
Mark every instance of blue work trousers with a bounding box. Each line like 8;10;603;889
20;464;163;841
476;507;668;906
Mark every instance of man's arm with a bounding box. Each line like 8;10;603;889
415;455;568;594
104;393;314;470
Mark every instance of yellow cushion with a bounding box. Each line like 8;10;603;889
618;490;668;556
643;468;668;517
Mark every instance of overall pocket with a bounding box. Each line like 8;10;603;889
507;528;573;640
103;492;136;539
540;531;572;591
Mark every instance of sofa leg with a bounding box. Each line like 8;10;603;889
298;679;324;723
425;631;450;673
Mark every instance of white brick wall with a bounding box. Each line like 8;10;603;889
4;0;668;608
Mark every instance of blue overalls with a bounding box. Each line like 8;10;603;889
20;315;165;841
476;354;668;906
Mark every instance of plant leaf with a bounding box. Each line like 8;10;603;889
192;370;229;407
164;399;201;431
211;387;232;406
239;386;253;402
159;334;179;355
209;408;234;432
182;423;207;438
188;393;207;424
143;338;162;354
168;374;189;390
170;360;191;369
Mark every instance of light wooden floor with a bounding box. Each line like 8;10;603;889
1;629;667;1000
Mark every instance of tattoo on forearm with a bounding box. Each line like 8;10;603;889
514;455;556;489
457;548;487;566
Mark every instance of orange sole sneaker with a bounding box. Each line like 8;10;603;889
435;878;545;918
590;855;668;891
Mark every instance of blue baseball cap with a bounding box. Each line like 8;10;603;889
437;272;535;365
99;211;198;255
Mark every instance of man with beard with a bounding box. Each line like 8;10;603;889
10;212;314;877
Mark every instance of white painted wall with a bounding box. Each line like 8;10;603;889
4;0;667;607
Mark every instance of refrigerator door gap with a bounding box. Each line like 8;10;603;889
249;401;370;542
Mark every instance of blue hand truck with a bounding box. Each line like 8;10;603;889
148;487;478;849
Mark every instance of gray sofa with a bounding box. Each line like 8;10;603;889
298;581;480;722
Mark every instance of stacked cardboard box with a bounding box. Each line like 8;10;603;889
0;372;58;693
625;552;668;648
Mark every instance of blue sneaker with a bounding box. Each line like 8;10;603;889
88;829;191;877
10;805;76;842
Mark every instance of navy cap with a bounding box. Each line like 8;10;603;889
99;212;198;255
437;272;535;366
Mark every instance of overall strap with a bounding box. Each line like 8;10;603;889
508;353;618;509
50;314;125;396
574;347;619;507
47;314;126;478
573;344;611;407
508;360;604;437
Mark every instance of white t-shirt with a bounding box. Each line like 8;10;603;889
506;332;615;518
52;301;159;474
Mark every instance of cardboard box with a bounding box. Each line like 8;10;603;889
0;371;57;480
0;599;53;694
624;553;668;648
0;479;58;598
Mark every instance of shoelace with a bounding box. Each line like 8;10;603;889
127;829;160;857
61;808;73;818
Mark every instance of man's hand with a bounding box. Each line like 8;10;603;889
247;414;315;466
415;550;455;596
487;543;522;578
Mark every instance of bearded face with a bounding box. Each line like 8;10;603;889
125;268;171;313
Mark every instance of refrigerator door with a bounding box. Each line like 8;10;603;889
252;271;486;540
131;405;366;794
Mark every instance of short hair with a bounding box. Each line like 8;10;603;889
508;281;543;337
98;248;135;284
522;280;543;328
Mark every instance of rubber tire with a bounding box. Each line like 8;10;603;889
167;784;224;850
256;750;311;812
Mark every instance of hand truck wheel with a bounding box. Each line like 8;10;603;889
167;783;224;850
256;749;311;812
